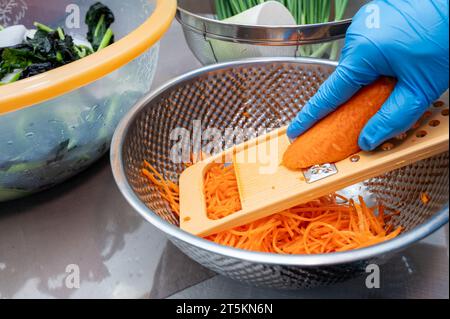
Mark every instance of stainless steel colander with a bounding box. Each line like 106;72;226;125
176;0;368;65
111;58;449;289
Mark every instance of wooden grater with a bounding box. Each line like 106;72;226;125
179;104;449;237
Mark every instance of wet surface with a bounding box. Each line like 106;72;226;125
170;242;449;299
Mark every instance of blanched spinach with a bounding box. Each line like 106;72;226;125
20;62;53;79
0;2;115;84
86;2;115;51
1;46;34;70
1;29;77;82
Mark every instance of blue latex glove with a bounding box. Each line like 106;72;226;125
287;0;449;151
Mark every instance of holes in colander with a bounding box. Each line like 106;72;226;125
442;109;449;116
395;133;408;141
381;142;395;151
422;111;433;119
350;155;361;162
416;130;428;138
433;101;445;108
429;120;441;127
412;121;421;130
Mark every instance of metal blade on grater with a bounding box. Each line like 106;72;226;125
179;105;449;237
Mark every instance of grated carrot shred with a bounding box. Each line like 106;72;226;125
142;162;402;255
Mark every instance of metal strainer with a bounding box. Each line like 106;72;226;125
177;0;368;65
111;58;449;289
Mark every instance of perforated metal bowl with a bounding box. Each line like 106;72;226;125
177;0;368;65
111;58;449;289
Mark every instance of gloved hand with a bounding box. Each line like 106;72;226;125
287;0;449;151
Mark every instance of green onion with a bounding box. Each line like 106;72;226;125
330;0;349;60
215;0;341;25
214;0;349;59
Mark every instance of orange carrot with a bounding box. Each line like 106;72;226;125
143;161;180;216
283;77;396;170
141;161;402;255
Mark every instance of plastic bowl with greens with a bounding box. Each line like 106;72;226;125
0;0;176;201
0;3;116;85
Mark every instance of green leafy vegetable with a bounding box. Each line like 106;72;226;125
0;2;114;85
86;2;115;51
0;69;22;85
0;3;137;201
1;47;34;70
20;62;53;79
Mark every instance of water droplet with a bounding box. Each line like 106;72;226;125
7;140;13;145
350;155;360;162
429;120;441;127
421;111;433;121
395;133;408;141
433;101;445;108
25;132;35;138
48;119;62;125
381;142;395;151
416;130;428;138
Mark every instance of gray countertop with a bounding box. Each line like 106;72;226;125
0;21;448;300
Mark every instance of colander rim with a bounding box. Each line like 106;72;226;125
176;5;353;29
176;6;351;45
111;57;450;267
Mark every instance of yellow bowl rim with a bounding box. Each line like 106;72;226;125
0;0;176;115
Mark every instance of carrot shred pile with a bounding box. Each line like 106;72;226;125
142;162;402;255
142;161;180;215
204;164;242;220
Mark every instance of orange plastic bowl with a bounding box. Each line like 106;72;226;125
0;0;176;201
